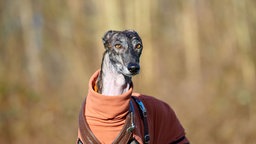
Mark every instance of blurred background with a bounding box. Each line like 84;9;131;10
0;0;256;143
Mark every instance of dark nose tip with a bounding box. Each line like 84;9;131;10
128;63;140;74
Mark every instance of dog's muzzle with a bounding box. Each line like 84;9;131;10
127;63;140;75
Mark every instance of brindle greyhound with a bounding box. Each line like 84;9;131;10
78;30;189;144
78;30;148;144
96;30;143;95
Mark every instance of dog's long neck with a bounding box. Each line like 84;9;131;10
97;52;132;96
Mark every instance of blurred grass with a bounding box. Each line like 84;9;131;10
0;0;256;143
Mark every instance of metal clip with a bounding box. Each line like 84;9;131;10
144;134;150;144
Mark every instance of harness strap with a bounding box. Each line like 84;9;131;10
112;101;135;144
78;101;101;144
132;96;150;144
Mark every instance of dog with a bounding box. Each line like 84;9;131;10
77;30;189;144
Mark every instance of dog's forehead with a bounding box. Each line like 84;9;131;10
123;31;140;39
113;31;141;41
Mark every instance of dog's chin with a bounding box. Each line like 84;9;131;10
122;71;140;77
116;67;140;77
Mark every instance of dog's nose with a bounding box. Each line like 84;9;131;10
128;63;140;74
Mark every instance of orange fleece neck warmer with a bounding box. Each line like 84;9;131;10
84;70;135;143
78;70;189;144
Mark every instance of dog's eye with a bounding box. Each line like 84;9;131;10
135;44;142;49
115;44;122;49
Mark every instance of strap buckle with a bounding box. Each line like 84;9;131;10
144;134;150;144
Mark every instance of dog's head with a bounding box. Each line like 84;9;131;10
102;30;143;77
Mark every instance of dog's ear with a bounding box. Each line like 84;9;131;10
102;30;116;49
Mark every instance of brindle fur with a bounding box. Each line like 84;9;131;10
96;30;143;94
